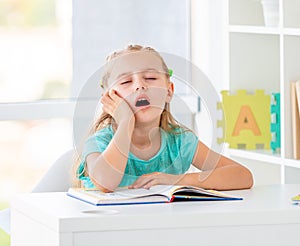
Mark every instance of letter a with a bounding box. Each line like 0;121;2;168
232;105;261;136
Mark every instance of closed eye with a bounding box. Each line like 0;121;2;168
120;80;132;85
145;77;157;80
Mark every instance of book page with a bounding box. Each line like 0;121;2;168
115;185;239;199
68;188;171;205
74;189;134;201
113;185;217;198
114;185;176;198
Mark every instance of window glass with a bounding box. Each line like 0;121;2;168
0;0;72;102
0;119;72;202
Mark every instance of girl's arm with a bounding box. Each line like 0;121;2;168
86;90;135;192
176;141;254;190
130;141;253;190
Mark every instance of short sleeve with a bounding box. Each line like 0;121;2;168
82;126;114;161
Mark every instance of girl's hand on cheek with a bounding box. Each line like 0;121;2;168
101;89;135;126
128;172;179;190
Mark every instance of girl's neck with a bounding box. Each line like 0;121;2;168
112;117;162;160
130;119;162;160
131;125;160;147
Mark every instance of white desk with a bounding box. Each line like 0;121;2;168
11;184;300;246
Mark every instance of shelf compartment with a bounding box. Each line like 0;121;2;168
283;35;300;159
285;166;300;183
229;0;265;27
229;33;280;93
283;0;300;29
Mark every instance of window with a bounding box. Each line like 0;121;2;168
0;0;73;204
0;0;72;102
0;119;72;201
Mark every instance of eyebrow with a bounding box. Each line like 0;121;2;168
116;68;160;80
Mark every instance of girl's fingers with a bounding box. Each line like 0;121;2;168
101;98;113;113
101;90;115;101
108;89;120;100
109;89;116;97
101;90;119;113
130;173;160;189
143;179;158;189
129;177;146;189
101;90;121;108
101;88;134;125
100;93;111;105
102;105;112;115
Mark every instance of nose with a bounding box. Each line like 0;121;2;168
136;85;146;91
134;76;147;91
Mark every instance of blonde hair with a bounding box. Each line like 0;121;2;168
73;44;184;187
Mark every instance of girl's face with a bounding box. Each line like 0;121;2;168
106;51;174;124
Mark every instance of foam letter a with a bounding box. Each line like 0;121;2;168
232;105;261;136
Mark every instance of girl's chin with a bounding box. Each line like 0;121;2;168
133;107;163;124
134;106;164;114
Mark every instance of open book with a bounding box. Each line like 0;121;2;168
67;185;243;206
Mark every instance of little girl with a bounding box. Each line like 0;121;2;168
75;44;253;192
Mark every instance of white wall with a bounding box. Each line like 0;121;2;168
72;0;191;97
191;0;226;93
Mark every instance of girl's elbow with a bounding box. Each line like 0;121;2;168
97;185;114;193
243;168;254;189
247;174;254;188
90;177;117;193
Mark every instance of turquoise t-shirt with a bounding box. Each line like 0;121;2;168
77;125;198;188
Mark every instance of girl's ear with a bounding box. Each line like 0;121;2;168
166;82;174;103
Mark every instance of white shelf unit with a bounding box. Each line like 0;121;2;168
225;0;300;185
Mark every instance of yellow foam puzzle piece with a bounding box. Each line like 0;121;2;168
219;90;271;150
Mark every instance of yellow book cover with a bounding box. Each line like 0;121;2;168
291;81;300;159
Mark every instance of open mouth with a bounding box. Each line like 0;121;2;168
135;98;150;107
